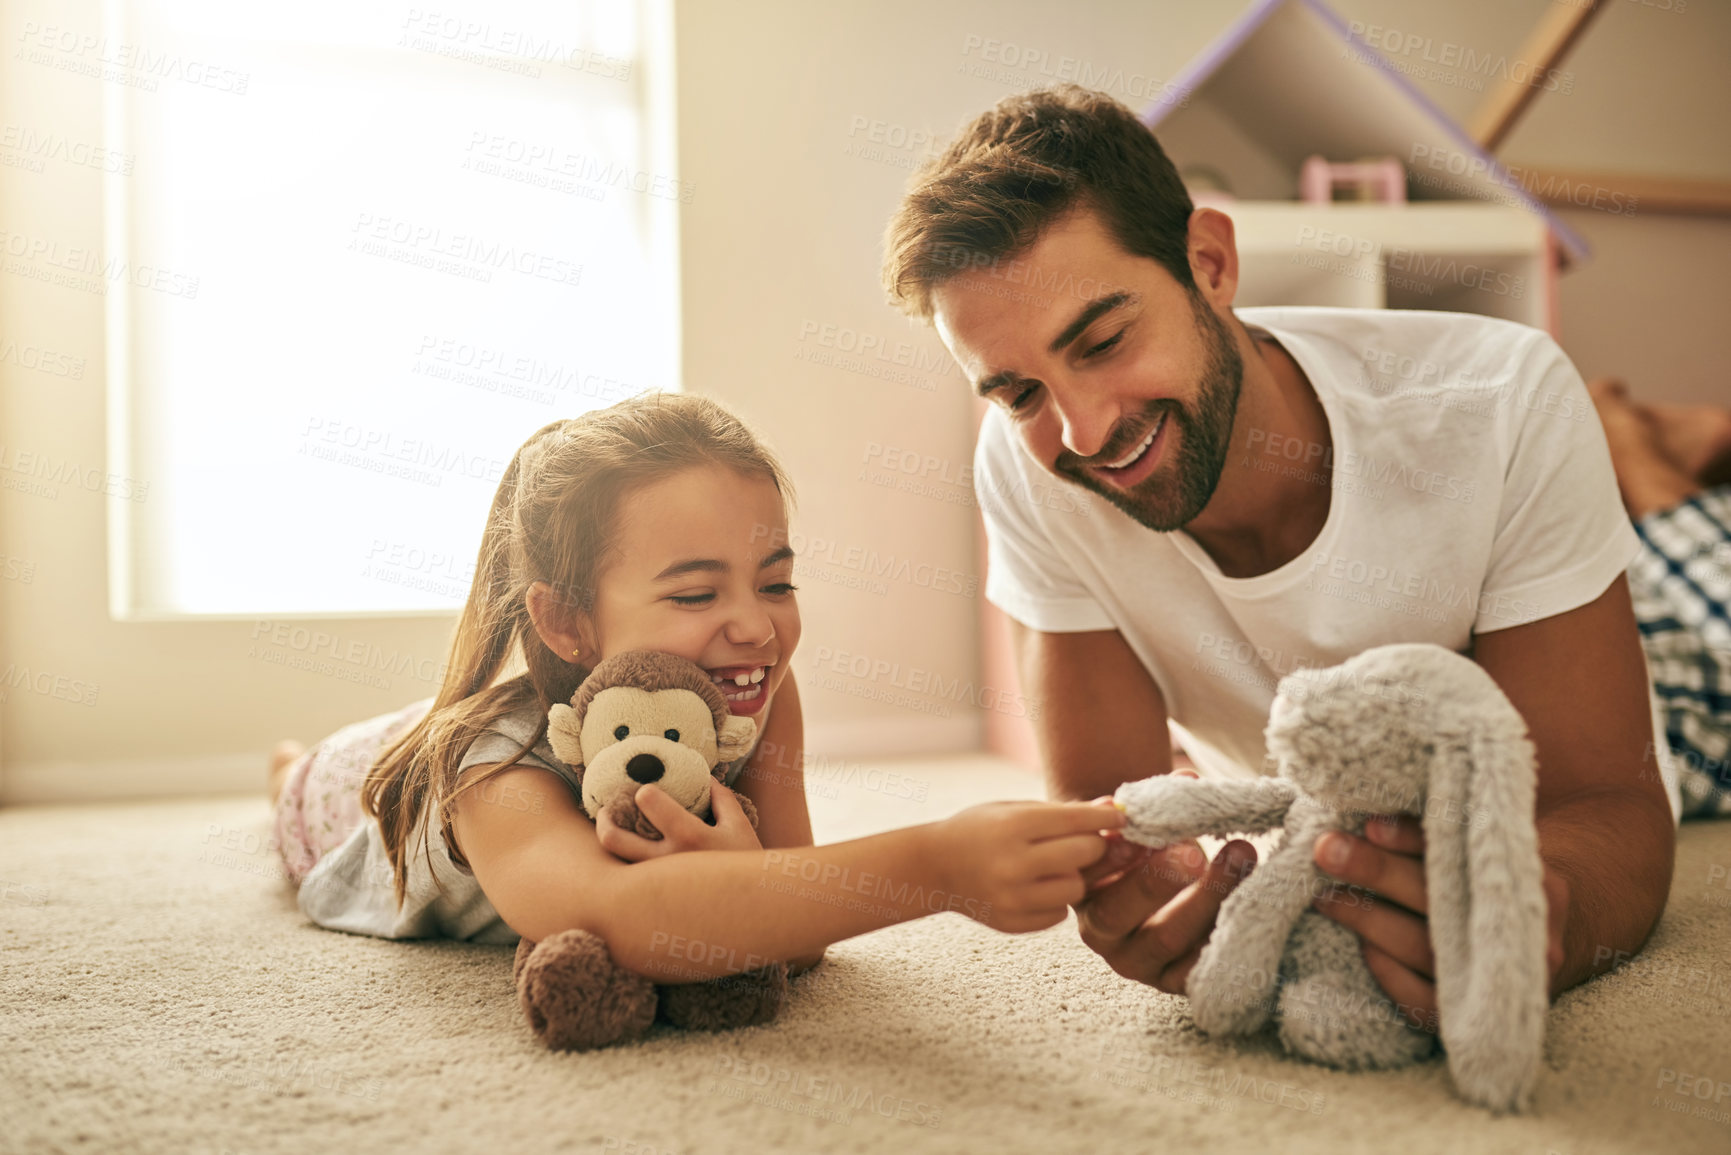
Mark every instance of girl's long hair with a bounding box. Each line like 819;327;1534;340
361;392;793;907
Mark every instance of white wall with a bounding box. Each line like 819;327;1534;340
3;0;1727;802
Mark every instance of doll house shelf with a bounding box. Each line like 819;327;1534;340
1143;0;1583;332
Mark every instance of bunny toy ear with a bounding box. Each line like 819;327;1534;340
1424;700;1549;1114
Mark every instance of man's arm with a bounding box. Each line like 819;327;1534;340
1013;620;1261;992
1011;621;1172;799
1314;575;1676;1017
1472;574;1675;992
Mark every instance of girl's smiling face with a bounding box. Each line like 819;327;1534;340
582;464;800;717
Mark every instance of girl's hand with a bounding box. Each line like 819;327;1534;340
596;780;764;863
926;800;1125;934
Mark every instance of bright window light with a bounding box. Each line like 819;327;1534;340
106;0;680;617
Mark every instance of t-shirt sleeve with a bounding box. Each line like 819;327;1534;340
975;407;1115;633
1474;332;1640;634
457;727;561;775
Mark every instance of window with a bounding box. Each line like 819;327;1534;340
105;0;680;616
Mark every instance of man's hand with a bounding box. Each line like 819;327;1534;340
1072;778;1261;992
1310;814;1571;1029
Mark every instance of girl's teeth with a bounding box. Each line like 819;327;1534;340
734;673;751;686
750;667;764;684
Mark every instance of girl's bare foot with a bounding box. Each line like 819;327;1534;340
1588;378;1701;519
1646;401;1731;488
268;740;306;805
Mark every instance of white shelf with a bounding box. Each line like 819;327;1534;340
1218;200;1549;328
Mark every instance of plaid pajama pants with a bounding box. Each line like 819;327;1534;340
1629;487;1731;819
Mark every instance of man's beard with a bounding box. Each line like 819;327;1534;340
1055;292;1244;532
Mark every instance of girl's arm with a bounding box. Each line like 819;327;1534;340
450;764;1122;982
733;675;814;852
727;679;822;973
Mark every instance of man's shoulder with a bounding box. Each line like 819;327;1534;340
1235;306;1546;355
1242;307;1559;412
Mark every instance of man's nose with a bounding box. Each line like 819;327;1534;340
1054;384;1121;460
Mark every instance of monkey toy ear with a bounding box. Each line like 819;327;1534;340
716;714;757;763
546;703;587;772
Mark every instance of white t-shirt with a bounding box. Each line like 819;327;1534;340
976;306;1682;825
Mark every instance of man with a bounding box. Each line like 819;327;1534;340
880;85;1680;1030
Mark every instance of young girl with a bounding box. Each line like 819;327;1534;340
268;392;1123;983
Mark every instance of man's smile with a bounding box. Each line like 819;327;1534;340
1091;410;1169;490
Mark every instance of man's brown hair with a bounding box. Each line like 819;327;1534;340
882;84;1196;322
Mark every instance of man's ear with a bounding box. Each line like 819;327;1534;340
716;714;757;762
1186;206;1239;310
525;580;595;666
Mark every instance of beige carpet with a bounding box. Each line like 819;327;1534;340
3;753;1729;1155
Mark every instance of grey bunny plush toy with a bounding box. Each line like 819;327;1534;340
1112;643;1549;1114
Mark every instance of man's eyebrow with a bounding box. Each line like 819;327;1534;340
973;290;1140;397
654;557;727;581
975;369;1028;400
1047;291;1136;354
760;546;794;568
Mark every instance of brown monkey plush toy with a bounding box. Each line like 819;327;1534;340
511;650;789;1051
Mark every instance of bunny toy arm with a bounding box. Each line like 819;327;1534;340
1113;774;1300;848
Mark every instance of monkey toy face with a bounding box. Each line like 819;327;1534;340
545;650;759;825
577;686;727;816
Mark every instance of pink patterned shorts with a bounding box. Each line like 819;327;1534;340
271;698;434;886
